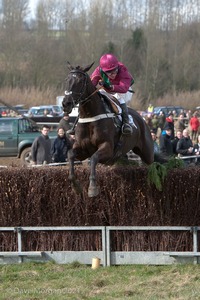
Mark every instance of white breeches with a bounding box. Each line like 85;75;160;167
113;87;133;104
99;87;133;105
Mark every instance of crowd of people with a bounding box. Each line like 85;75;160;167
31;107;200;167
30;100;200;166
147;109;200;166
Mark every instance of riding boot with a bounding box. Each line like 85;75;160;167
120;103;133;135
66;116;79;135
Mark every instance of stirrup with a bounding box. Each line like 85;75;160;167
67;128;75;135
121;123;133;135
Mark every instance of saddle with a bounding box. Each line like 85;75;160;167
98;90;136;130
98;90;121;115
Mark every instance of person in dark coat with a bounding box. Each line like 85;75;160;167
158;111;166;131
171;130;183;155
150;130;160;154
163;113;175;139
176;128;194;165
51;127;72;163
174;113;185;135
159;126;173;158
31;125;52;165
58;113;71;132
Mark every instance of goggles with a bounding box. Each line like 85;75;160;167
105;67;118;76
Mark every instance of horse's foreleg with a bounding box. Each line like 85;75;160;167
68;149;82;194
88;152;99;197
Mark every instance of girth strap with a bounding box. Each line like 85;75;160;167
78;113;115;123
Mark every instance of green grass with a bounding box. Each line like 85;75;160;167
1;262;200;299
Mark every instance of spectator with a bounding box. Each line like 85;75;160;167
147;103;154;115
163;113;175;139
174;113;185;135
172;110;178;118
158;111;165;131
193;134;200;165
159;126;173;158
176;128;194;165
151;114;159;134
59;113;71;132
31;125;52;165
186;109;192;120
1;110;7;117
51;127;72;163
190;112;200;142
145;115;153;130
43;109;49;117
171;130;183;155
151;130;160;154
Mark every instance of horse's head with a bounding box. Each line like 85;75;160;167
62;62;95;114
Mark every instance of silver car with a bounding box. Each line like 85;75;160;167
25;105;63;117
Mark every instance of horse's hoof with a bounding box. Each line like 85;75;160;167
88;186;99;198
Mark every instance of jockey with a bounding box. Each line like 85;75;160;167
67;54;134;135
90;53;134;135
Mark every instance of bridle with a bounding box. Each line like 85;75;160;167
64;69;100;107
64;68;116;124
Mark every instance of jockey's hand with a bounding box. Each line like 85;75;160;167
99;80;113;90
104;83;113;91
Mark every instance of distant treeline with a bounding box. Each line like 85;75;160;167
0;0;200;108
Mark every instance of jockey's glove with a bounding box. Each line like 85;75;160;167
99;80;113;91
104;83;113;90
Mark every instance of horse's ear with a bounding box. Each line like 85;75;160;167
83;62;95;73
67;61;74;71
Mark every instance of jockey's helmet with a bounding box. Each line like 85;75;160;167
100;54;119;72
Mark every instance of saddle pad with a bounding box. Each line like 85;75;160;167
99;89;122;114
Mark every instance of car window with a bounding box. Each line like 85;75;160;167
28;108;39;115
19;119;34;133
27;106;62;116
0;120;14;134
52;106;62;113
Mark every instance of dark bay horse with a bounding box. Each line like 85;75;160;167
62;62;154;197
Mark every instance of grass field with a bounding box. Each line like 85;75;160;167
0;262;200;299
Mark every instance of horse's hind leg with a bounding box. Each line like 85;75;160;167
68;149;82;194
88;152;99;197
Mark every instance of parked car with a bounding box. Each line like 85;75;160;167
153;106;185;116
0;116;57;165
25;105;63;117
0;104;28;116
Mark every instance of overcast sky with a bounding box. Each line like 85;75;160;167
29;0;38;17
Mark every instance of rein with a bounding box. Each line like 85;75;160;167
84;86;102;101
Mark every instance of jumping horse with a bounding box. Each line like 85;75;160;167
62;62;154;197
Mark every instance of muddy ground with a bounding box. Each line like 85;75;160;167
0;157;21;167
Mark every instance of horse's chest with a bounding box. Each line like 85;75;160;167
75;128;107;152
78;123;110;139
